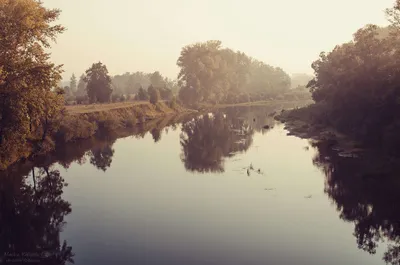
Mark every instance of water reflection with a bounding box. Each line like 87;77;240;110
179;106;278;173
0;166;73;264
89;142;115;172
312;141;400;265
30;114;193;173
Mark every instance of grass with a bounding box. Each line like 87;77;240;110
66;100;161;114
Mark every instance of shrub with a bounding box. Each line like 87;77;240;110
124;116;138;128
55;115;98;143
96;113;122;133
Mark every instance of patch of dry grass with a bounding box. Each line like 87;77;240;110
66;101;153;114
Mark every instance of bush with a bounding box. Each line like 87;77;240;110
96;113;122;133
124;115;138;128
55;115;98;143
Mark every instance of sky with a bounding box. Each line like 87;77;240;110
42;0;394;81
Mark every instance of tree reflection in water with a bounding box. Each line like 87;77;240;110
180;111;255;173
312;140;400;265
0;166;73;264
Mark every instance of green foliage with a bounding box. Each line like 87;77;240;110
148;85;160;104
0;0;65;166
96;113;122;133
84;62;113;103
177;40;291;105
304;2;400;153
55;115;98;143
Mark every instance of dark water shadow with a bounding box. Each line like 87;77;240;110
0;166;73;264
312;140;400;265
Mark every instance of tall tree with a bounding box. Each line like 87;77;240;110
150;71;165;87
0;0;65;167
69;73;77;94
76;74;87;96
148;85;160;104
84;62;112;103
177;40;291;105
136;86;149;100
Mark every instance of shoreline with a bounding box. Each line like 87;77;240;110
1;99;312;171
274;106;365;157
1;102;194;171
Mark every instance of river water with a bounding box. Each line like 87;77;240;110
1;105;399;265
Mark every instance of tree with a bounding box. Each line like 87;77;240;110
63;86;71;96
70;73;77;94
136;86;149;100
159;85;173;100
180;111;254;173
89;144;114;171
0;0;65;168
84;62;112;103
177;40;291;105
300;1;400;153
148;85;160;104
386;0;400;28
76;74;87;97
124;75;136;95
150;71;165;87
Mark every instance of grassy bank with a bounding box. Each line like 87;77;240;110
66;100;163;114
1;102;191;171
4;111;196;176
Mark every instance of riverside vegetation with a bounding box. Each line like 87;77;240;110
0;0;310;170
276;1;400;157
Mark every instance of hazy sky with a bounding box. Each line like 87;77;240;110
42;0;393;81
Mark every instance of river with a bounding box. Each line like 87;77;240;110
1;105;398;265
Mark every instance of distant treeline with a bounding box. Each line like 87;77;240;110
63;69;178;105
62;41;312;106
176;40;307;105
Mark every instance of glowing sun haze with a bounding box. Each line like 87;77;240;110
42;0;393;81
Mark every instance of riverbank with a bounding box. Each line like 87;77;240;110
0;102;193;171
195;99;314;112
274;103;364;157
1;99;312;171
2;111;196;177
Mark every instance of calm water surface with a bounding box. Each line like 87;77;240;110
1;106;399;265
